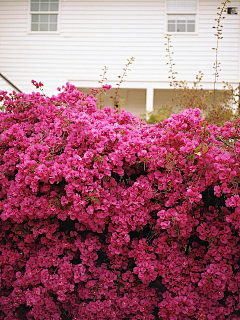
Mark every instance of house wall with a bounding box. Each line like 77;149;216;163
0;0;239;114
0;77;16;92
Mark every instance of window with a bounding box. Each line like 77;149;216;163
30;0;59;32
166;0;197;33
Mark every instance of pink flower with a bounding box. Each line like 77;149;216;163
102;84;112;91
0;85;240;319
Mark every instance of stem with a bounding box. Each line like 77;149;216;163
213;0;230;103
114;57;135;108
165;35;178;88
98;66;108;109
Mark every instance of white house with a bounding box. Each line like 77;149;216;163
0;0;239;117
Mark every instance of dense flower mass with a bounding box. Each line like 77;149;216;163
0;83;240;320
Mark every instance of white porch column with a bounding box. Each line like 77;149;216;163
146;88;154;120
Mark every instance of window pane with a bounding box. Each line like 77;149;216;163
30;11;58;32
50;14;58;23
40;23;48;31
31;23;39;31
40;3;49;11
40;0;50;3
187;24;195;32
31;3;39;11
177;19;186;24
40;14;49;22
31;14;39;23
167;14;196;32
166;0;197;13
177;23;186;32
50;23;57;31
168;23;175;32
50;3;58;11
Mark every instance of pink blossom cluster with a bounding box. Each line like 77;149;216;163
0;83;240;319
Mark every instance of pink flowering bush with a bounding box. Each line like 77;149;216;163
0;82;240;320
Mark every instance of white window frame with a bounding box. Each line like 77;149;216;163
165;0;198;35
29;0;60;34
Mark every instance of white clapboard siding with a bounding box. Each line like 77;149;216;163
0;77;17;92
0;0;239;96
